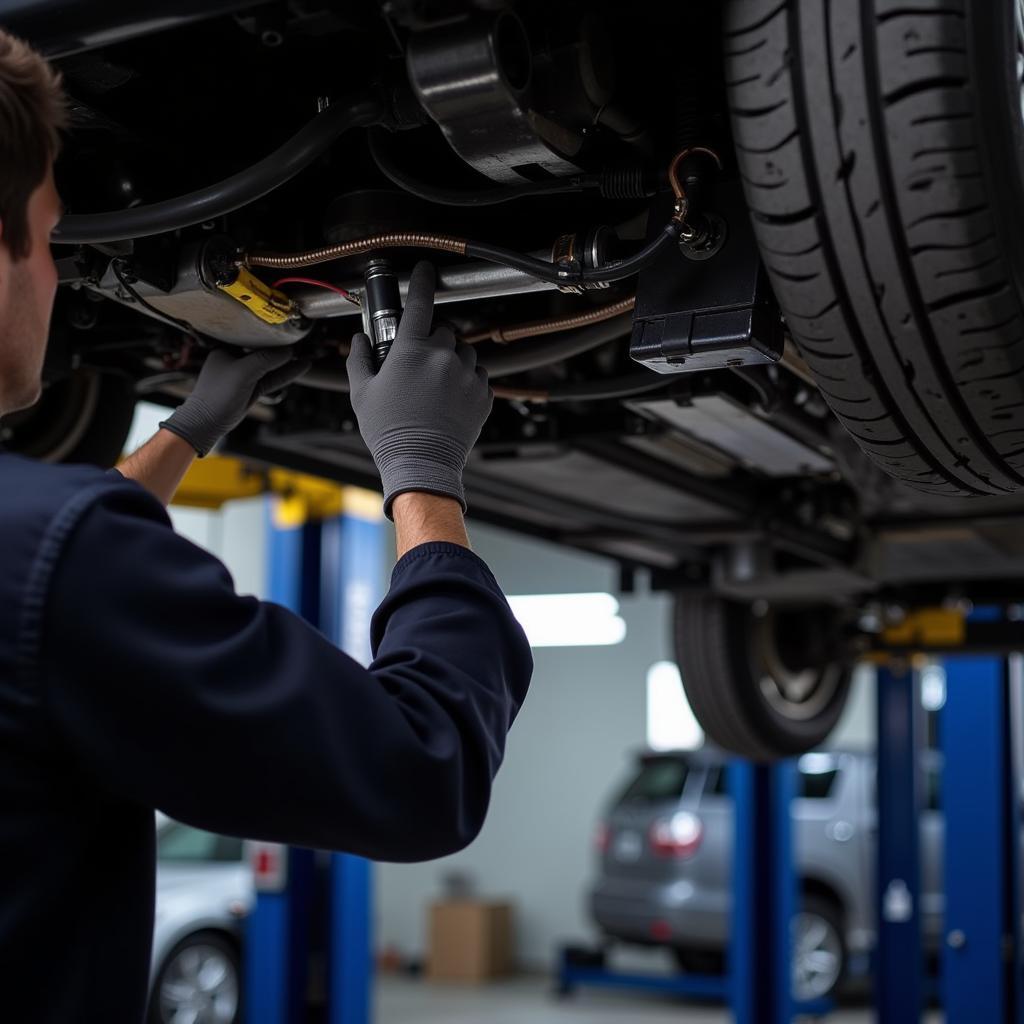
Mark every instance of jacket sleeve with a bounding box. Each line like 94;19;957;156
37;481;533;861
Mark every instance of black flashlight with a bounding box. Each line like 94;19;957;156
363;258;403;368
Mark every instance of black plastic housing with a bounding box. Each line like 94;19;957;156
630;182;782;374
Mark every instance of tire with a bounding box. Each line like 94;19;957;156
724;0;1024;496
1;370;136;468
673;593;852;760
672;947;724;975
148;930;241;1024
793;894;846;1002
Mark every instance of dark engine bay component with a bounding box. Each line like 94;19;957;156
407;12;588;184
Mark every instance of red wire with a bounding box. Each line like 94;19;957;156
271;276;359;304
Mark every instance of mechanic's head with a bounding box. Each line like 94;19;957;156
0;29;65;416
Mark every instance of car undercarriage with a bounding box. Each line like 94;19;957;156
9;0;1024;757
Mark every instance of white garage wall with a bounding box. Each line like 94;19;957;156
374;522;673;970
125;403;269;598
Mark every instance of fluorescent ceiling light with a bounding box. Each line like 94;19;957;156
506;592;627;648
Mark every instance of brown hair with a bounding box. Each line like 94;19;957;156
0;29;66;259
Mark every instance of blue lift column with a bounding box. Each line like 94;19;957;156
319;489;387;1024
942;644;1022;1024
875;659;925;1024
728;759;797;1024
245;497;322;1024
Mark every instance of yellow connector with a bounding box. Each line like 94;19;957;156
217;266;294;325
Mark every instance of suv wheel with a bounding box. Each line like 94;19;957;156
673;593;853;760
793;895;846;1002
149;931;241;1024
726;0;1024;496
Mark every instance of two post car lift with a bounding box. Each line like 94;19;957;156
174;458;1024;1024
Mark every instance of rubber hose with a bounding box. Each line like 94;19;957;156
465;223;679;287
478;313;633;379
579;224;681;283
54;92;387;244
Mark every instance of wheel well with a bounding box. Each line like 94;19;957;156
800;877;846;923
157;925;242;977
195;926;241;956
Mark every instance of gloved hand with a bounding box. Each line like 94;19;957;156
161;347;309;457
346;260;493;517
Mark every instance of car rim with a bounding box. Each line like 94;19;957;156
792;911;842;1002
159;944;238;1024
754;610;844;722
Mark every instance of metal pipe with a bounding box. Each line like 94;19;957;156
293;260;560;318
55;92;386;244
4;0;273;57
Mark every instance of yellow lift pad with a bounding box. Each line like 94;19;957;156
172;454;382;526
881;607;966;650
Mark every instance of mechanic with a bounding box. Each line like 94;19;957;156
0;29;532;1022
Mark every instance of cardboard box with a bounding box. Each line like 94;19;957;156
426;900;515;983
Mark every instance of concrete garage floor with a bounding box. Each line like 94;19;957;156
376;976;943;1023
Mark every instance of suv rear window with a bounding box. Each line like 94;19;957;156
617;758;689;805
158;822;244;863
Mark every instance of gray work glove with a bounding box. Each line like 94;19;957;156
161;348;309;456
346;260;493;517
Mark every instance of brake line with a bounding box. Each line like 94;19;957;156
462;296;636;345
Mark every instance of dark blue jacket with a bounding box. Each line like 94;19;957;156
0;452;532;1022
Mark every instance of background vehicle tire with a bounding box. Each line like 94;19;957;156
673;593;853;760
724;0;1024;496
1;370;136;468
672;947;725;976
148;930;241;1024
793;894;846;1002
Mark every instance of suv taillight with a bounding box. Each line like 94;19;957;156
649;811;703;859
594;822;610;853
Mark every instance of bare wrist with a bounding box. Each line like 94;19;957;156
392;492;469;558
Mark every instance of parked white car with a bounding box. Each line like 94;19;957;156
150;821;252;1024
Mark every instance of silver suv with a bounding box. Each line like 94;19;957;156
589;748;947;1001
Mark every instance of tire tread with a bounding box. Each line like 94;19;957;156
724;0;1024;496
